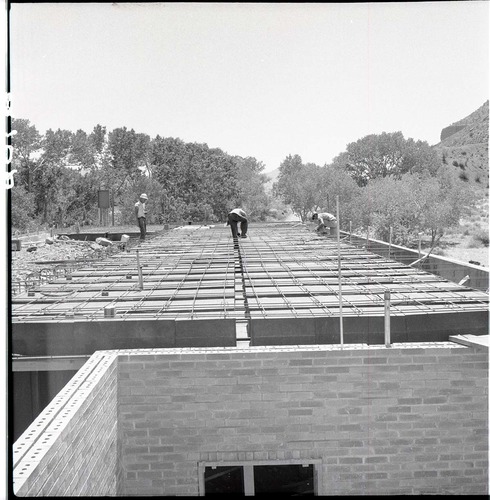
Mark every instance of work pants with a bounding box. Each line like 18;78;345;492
228;213;248;238
138;217;147;240
319;222;338;237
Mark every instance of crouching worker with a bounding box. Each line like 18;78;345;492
227;208;248;239
312;211;338;237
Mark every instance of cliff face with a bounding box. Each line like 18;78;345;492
433;101;489;187
440;125;466;142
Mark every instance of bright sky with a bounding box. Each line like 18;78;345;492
9;1;489;173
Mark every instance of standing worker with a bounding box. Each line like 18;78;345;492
135;193;148;240
312;211;338;237
227;208;248;239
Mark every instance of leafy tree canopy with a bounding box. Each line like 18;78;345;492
332;131;440;186
353;169;476;246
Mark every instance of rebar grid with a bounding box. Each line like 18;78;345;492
236;225;488;318
11;223;489;323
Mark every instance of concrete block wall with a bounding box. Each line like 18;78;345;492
13;352;120;496
118;343;488;496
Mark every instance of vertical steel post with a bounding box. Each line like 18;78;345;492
418;232;422;259
349;220;352;243
384;290;391;347
336;196;344;348
366;225;370;250
136;249;144;290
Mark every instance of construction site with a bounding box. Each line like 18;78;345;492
11;222;489;496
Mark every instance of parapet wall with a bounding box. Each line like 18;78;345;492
13;352;120;497
13;343;488;496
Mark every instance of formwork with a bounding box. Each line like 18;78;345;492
11;222;489;355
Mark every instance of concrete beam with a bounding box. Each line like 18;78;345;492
12;355;90;372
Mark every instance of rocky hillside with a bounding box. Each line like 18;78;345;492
264;101;488;190
433;100;489;187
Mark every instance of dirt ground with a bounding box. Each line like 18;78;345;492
438;245;488;266
10;233;127;295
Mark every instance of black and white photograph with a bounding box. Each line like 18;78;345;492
7;1;489;496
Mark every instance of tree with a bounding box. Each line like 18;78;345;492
51;167;81;227
106;127;151;202
422;167;476;245
332;132;439;186
316;166;360;229
30;128;73;222
187;145;239;220
118;176;164;225
10;184;36;230
233;156;271;220
151;137;240;222
70;129;95;170
352;169;476;246
274;155;324;221
90;124;107;154
11;118;42;192
353;175;416;245
400;137;440;177
42;128;73;165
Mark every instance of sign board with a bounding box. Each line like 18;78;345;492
98;190;110;209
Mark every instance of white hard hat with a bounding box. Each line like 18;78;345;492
140;193;148;200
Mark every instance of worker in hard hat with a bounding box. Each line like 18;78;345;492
227;208;248;239
312;211;338;237
134;193;148;240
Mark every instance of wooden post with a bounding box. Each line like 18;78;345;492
111;190;115;226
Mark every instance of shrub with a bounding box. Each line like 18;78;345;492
459;172;469;181
470;229;489;247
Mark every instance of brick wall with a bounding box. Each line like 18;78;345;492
13;352;120;496
118;343;488;496
13;343;488;496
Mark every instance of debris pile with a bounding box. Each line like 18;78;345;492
11;234;126;295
